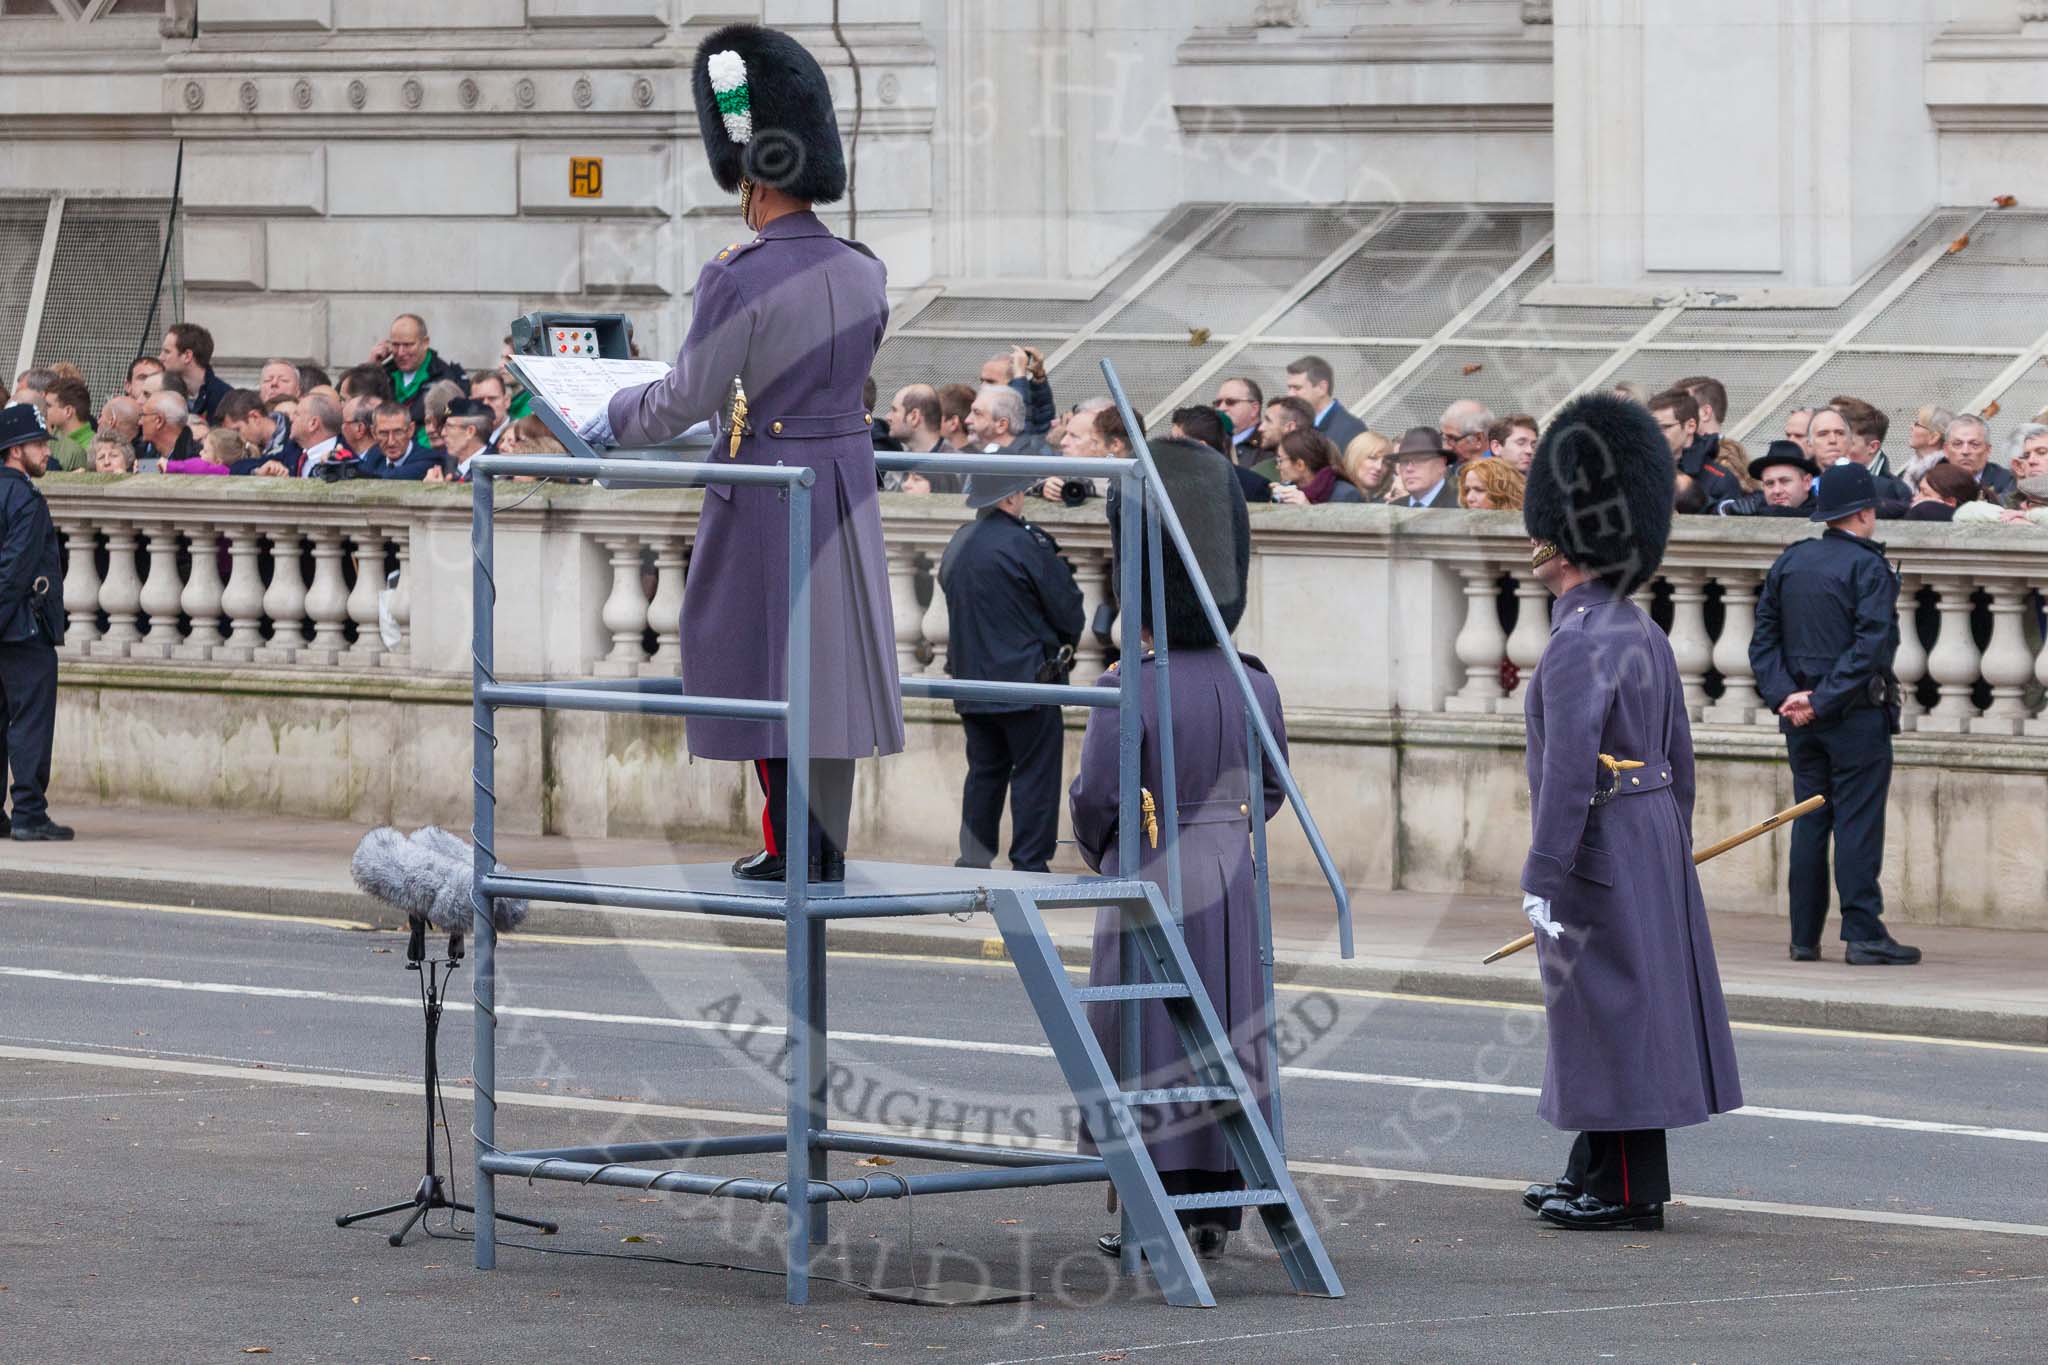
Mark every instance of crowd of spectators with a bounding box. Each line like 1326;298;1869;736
17;325;2048;530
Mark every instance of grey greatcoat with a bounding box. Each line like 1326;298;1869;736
606;211;904;761
1522;579;1743;1133
1069;647;1285;1174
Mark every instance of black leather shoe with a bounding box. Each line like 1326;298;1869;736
1522;1178;1580;1213
1538;1192;1663;1231
1096;1232;1122;1259
1191;1226;1229;1260
1846;936;1921;966
0;813;9;838
10;817;73;842
1789;944;1820;962
731;849;786;881
816;849;845;884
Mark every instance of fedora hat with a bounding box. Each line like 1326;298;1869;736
1747;440;1822;481
1391;426;1452;463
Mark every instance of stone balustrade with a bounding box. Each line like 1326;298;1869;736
39;474;2048;930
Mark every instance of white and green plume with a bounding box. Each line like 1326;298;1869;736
708;49;753;145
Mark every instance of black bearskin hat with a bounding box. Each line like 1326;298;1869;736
693;25;847;204
1135;438;1252;650
1523;392;1673;594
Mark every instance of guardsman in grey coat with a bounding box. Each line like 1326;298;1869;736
588;24;902;883
1750;461;1918;965
1069;438;1282;1263
1518;393;1743;1231
0;403;72;841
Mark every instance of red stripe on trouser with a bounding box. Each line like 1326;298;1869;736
1619;1135;1630;1204
756;759;778;856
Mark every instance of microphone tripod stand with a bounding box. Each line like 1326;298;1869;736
336;919;558;1246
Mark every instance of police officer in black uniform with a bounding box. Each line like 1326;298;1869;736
0;403;73;842
1751;462;1916;964
939;472;1085;872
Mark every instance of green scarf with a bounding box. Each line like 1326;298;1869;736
390;350;438;406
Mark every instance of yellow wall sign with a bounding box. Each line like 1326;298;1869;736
569;157;603;199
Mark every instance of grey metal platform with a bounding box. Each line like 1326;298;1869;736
460;360;1352;1310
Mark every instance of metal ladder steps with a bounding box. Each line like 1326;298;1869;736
1121;1086;1239;1106
1074;983;1192;1002
1167;1189;1289;1211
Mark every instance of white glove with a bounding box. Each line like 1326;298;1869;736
1523;892;1562;939
576;408;615;448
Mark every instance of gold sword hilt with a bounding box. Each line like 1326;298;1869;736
1140;789;1159;850
727;380;750;459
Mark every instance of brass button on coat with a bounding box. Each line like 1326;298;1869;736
772;420;784;435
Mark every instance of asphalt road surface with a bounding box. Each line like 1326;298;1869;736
3;890;2045;1363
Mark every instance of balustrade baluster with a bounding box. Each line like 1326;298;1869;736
1445;563;1507;712
380;525;413;667
302;528;351;664
59;522;103;656
1920;575;1983;732
174;527;226;658
921;573;951;677
217;524;267;661
643;536;687;673
1702;569;1761;725
345;531;386;665
254;528;310;664
130;520;187;660
1665;568;1713;717
1973;580;2033;735
885;544;924;680
596;535;650;676
1071;546;1112;681
1893;574;1927;731
95;523;144;656
1497;571;1548;714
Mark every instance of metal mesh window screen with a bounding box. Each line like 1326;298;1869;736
1631;347;1815;429
1980;363;2048;428
0;198;47;370
1657;210;1975;346
1045;338;1222;414
1742;350;2011;448
1099;207;1365;336
1228;343;1416;418
32;199;182;410
869;334;1060;410
1458;248;1657;346
1857;212;2048;350
1364;345;1613;434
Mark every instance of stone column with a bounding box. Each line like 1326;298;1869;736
1920;576;1982;733
596;535;649;677
59;523;103;657
1664;568;1712;718
1444;564;1507;712
1498;572;1549;714
130;521;186;660
173;528;226;658
1702;569;1761;725
253;528;309;665
217;524;267;662
643;535;686;674
94;522;144;657
1070;545;1113;681
345;531;387;666
921;576;951;677
885;543;925;681
1973;580;2034;735
302;528;352;664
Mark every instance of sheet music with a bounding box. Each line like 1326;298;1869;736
513;356;674;430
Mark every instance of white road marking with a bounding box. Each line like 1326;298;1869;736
8;1042;2048;1245
5;964;2046;1147
976;1275;2048;1365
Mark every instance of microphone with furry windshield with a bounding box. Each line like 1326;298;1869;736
336;825;554;1246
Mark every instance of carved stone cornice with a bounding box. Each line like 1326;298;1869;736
1176;103;1551;135
1177;29;1554;68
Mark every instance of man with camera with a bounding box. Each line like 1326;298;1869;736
0;403;73;841
938;471;1085;873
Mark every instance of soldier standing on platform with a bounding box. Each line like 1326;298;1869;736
1750;461;1919;965
1068;438;1282;1262
939;472;1085;874
0;403;72;842
584;25;901;883
1517;393;1743;1231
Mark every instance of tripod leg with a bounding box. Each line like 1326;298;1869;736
386;1201;431;1247
336;1199;422;1228
448;1201;559;1234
